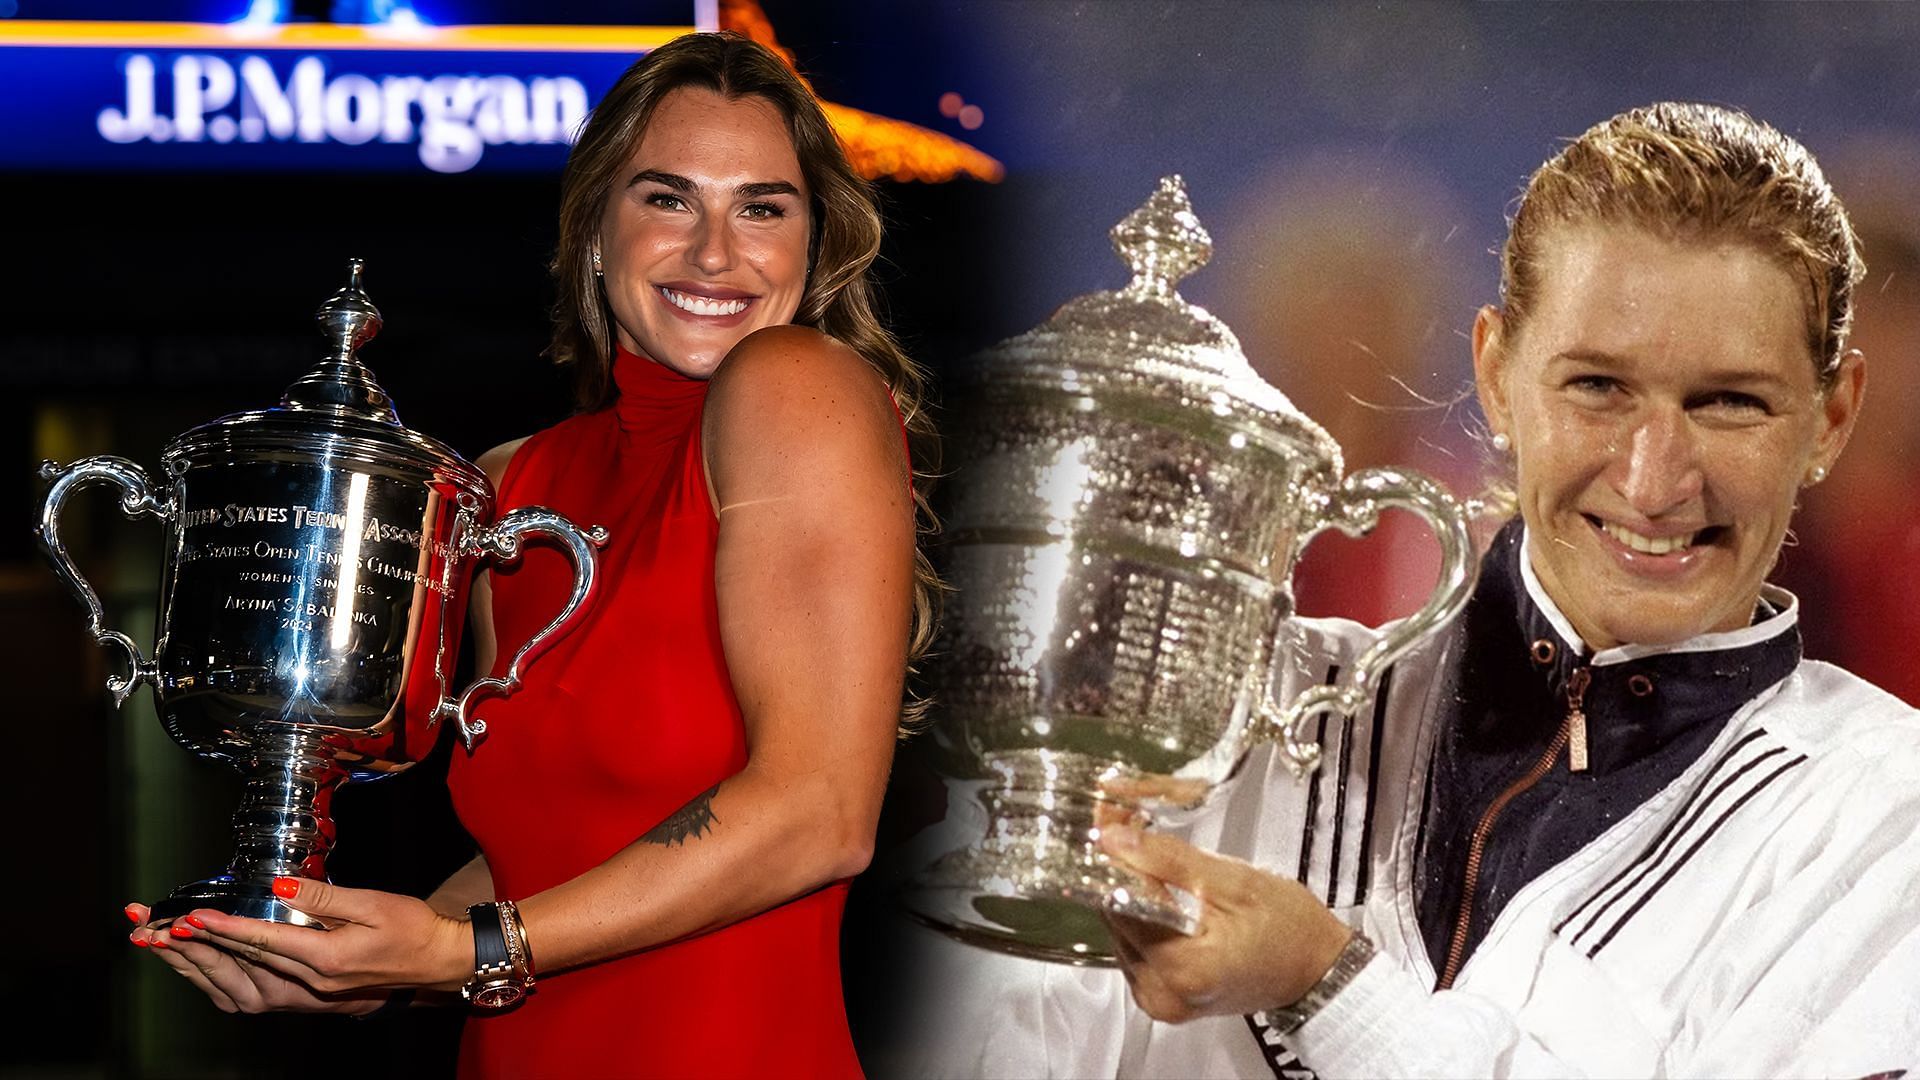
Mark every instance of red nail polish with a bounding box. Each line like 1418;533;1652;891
150;937;170;949
272;877;301;899
185;915;206;929
169;924;193;939
131;937;150;948
123;904;142;924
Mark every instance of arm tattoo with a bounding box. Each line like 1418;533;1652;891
642;784;720;846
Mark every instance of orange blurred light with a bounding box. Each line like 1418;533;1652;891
939;91;964;117
821;101;1003;183
958;104;983;131
720;0;1003;183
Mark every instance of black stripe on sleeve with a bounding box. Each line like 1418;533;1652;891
1586;753;1807;957
1294;663;1340;888
1350;666;1396;907
1566;743;1786;947
1326;702;1357;907
1551;722;1758;941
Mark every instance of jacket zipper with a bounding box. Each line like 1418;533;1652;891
1436;664;1592;990
1566;667;1592;773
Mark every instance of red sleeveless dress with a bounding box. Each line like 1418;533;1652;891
446;346;861;1079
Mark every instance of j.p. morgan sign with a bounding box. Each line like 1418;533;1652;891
0;18;694;174
99;52;590;173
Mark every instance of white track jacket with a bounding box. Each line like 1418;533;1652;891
893;540;1920;1078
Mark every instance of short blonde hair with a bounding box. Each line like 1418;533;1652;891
1500;102;1865;388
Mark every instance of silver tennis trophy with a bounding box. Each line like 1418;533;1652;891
900;177;1475;964
38;260;609;928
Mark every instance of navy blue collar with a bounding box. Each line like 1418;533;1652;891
1415;518;1803;976
1455;519;1801;776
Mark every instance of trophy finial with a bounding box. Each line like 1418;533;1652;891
1111;175;1211;297
316;257;383;359
286;258;398;421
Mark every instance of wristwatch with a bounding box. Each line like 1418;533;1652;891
462;900;536;1009
1263;930;1376;1036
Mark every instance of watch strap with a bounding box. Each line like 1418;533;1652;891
462;901;529;1008
1263;930;1376;1036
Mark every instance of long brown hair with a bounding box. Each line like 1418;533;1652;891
547;32;941;731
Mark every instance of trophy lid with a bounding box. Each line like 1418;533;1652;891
163;260;486;489
974;176;1341;469
278;257;397;420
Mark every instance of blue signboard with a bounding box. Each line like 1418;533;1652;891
0;2;710;173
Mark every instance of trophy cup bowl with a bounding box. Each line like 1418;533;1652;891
899;178;1476;964
37;261;608;928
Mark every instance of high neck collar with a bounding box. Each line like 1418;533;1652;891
611;344;707;434
1452;520;1801;775
1516;524;1800;665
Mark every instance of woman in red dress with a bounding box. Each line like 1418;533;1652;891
127;33;934;1078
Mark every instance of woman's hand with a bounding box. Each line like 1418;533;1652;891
1096;772;1211;837
124;901;385;1015
1097;825;1353;1024
129;879;472;1005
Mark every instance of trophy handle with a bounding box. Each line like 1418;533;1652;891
1264;466;1475;777
35;456;174;707
435;505;610;751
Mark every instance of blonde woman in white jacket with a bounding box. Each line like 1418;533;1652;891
906;102;1919;1079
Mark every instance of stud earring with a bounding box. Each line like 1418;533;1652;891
592;250;603;276
1808;464;1828;485
1490;432;1511;453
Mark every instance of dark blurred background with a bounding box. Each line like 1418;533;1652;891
5;2;1917;1077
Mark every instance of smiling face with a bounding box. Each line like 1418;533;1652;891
1475;226;1864;649
597;87;811;379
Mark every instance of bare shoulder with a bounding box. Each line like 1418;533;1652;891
707;324;890;414
703;326;905;503
705;326;898;453
475;436;532;491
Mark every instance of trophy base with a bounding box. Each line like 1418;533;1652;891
899;754;1199;966
146;877;329;930
901;852;1195;968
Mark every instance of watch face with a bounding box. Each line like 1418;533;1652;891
472;983;525;1010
